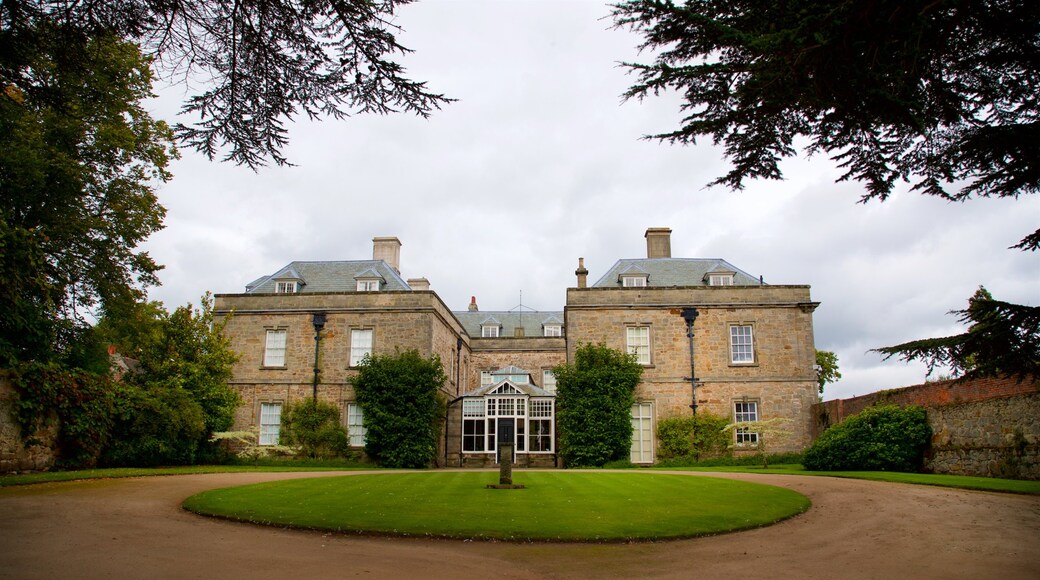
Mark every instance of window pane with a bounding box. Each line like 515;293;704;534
626;326;650;365
259;402;282;445
347;403;366;446
630;402;653;462
734;401;759;445
264;330;287;367
542;370;556;393
350;329;373;366
730;325;754;363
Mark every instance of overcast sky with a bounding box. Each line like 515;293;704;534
141;0;1038;401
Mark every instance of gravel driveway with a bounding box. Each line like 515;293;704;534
1;470;1038;579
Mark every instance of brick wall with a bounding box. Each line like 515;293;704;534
813;376;1040;479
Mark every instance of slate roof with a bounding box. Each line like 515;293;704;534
592;258;761;288
245;260;411;293
460;378;554;398
453;310;565;338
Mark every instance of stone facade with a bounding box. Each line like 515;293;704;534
217;230;819;466
566;285;819;453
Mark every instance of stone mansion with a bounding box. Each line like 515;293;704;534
214;228;820;466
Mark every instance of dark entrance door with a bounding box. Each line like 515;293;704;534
496;418;515;464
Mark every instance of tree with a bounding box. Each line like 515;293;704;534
279;399;351;459
0;27;175;365
99;294;241;466
2;0;451;168
874;286;1040;381
553;343;643;467
803;404;931;472
722;417;791;468
352;349;446;468
815;350;841;395
612;0;1040;250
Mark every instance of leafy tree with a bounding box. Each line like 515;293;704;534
612;0;1040;250
2;0;451;168
352;349;446;468
803;404;931;472
722;417;792;468
98;295;241;466
815;350;842;395
279;399;351;459
656;412;729;463
0;26;175;366
874;286;1040;381
554;343;643;467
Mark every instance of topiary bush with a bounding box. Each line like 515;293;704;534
656;412;731;462
803;404;931;472
279;399;351;459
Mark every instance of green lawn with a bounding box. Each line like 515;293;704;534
0;463;375;487
182;471;810;541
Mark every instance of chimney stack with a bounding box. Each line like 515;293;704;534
575;257;588;288
372;237;401;274
645;227;672;259
407;278;430;291
468;296;479;311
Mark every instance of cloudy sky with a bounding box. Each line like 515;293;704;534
141;0;1038;401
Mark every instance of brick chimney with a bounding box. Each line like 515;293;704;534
575;257;588;288
645;228;672;259
468;296;479;311
372;236;401;274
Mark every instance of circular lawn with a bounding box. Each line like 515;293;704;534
182;471;809;541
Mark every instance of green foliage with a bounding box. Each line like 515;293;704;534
279;400;351;459
8;362;115;468
874;286;1040;381
3;0;451;168
352;350;446;468
612;0;1040;250
0;24;175;366
554;343;643;467
655;452;804;468
100;382;207;467
815;350;842;395
803;405;932;472
656;413;731;462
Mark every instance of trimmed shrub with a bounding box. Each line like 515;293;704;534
352;349;446;468
554;343;643;467
656;412;731;462
101;382;207;467
803;404;931;472
279;399;350;459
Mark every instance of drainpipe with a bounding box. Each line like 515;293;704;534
311;312;327;402
680;308;700;413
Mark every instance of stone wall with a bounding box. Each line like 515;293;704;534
0;379;57;473
813;376;1040;479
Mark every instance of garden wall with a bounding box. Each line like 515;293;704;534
0;378;57;473
813;376;1040;479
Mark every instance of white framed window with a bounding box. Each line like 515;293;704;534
730;324;755;364
709;274;734;286
622;275;647;287
734;401;759;446
275;281;297;293
349;328;373;366
480;371;493;386
347;403;366;446
356;279;379;292
626;326;651;365
543;324;562;337
263;329;287;367
630;402;654;463
462;400;486;452
542;369;556;393
259;402;282;445
482;325;499;338
528;399;553;452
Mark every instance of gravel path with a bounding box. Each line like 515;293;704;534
1;470;1038;579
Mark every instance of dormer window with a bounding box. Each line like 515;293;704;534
543;324;562;337
356;279;380;292
275;281;298;293
482;325;500;338
708;274;734;286
622;275;648;287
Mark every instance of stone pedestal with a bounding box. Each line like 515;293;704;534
486;442;525;489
